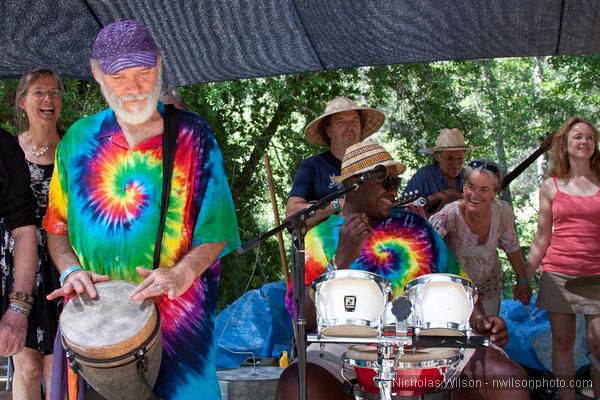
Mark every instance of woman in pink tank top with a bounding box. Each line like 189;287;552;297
527;117;600;400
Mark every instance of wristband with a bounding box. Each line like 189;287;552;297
517;279;530;285
332;198;341;214
59;265;83;287
9;299;32;312
8;302;30;317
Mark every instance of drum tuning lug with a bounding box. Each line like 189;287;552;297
65;352;79;373
135;347;148;358
65;350;76;364
136;352;149;375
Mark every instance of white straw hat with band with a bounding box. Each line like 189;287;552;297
419;128;475;154
304;96;385;147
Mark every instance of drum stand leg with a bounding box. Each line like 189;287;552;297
374;344;395;400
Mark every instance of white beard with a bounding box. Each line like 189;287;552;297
98;71;163;126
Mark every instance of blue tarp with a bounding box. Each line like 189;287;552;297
214;281;293;369
502;295;589;372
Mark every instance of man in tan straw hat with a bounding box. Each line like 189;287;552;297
404;128;472;214
286;96;384;228
277;140;528;400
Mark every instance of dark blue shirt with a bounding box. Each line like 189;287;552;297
403;163;465;199
289;151;342;201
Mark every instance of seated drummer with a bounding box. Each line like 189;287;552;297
277;140;528;400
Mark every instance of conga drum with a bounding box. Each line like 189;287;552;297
60;280;162;400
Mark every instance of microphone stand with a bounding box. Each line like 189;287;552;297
238;183;360;400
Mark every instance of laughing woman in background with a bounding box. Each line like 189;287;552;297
429;158;531;316
0;68;63;399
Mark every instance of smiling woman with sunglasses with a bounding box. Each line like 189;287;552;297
429;158;531;316
525;117;600;400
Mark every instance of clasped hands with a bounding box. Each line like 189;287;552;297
512;282;533;305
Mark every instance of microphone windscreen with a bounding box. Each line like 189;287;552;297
391;296;412;321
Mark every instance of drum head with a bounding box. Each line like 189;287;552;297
321;325;379;338
404;273;473;292
61;280;156;359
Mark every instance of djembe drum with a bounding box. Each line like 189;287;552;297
60;280;162;400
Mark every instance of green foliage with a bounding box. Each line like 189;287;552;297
2;54;598;310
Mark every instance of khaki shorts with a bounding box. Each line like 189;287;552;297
537;271;600;314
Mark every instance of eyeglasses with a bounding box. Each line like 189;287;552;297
468;160;500;175
28;89;61;99
381;175;401;190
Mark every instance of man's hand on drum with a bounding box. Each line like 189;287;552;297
336;213;372;269
472;315;509;348
47;270;110;300
0;309;27;356
131;265;194;301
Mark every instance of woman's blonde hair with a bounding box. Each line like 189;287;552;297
549;117;600;179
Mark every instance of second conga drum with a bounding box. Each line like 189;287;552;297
60;280;162;400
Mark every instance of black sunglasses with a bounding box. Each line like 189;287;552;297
382;175;401;190
468;160;500;176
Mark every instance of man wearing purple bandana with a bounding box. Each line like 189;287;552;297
45;20;240;399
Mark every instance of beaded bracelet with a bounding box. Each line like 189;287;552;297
9;299;32;312
8;302;30;317
59;265;83;287
9;291;33;306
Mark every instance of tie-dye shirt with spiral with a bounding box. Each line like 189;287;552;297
286;209;465;315
43;103;240;399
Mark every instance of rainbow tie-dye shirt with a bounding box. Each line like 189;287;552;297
44;103;240;399
286;209;465;314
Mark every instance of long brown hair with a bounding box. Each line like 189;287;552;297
15;68;63;133
549;117;600;179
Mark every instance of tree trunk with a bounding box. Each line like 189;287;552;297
231;99;291;201
533;56;547;184
482;61;513;205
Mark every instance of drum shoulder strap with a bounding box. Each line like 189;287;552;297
153;104;178;269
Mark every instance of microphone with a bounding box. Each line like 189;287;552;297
356;164;388;184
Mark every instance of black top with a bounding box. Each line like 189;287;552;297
0;128;36;230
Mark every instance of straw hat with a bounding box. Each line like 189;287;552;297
333;140;406;184
419;128;473;154
304;96;385;147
